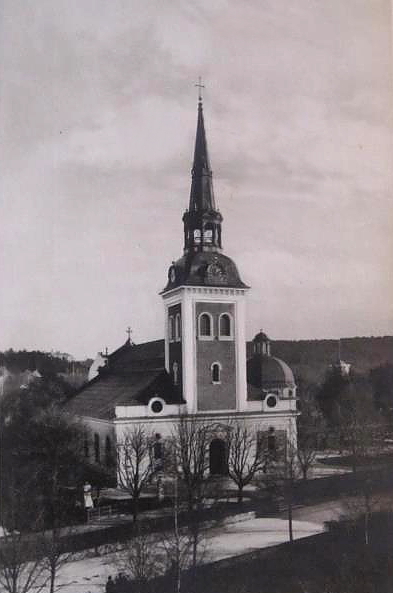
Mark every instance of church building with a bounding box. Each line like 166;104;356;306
66;96;298;477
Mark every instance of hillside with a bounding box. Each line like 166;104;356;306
265;336;393;384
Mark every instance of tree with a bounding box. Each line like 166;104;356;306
115;525;160;593
171;417;211;512
296;387;323;480
370;362;393;415
316;367;351;450
0;479;47;593
226;420;265;503
171;417;214;582
259;430;299;544
159;475;209;593
339;379;385;473
20;409;86;593
116;426;153;522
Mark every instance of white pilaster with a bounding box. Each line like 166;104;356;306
181;290;196;413
235;296;248;411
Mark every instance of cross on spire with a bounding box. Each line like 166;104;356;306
194;76;205;102
126;327;132;342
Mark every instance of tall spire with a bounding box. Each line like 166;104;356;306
183;95;223;254
188;98;216;212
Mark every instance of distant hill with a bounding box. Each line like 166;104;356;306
262;336;393;384
0;350;92;396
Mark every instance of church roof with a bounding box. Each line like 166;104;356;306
64;338;182;420
65;369;181;420
163;251;248;292
247;355;295;389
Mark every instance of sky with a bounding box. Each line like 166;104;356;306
0;0;392;359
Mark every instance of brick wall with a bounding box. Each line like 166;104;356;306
195;302;236;411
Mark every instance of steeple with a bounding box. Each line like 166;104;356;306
189;98;216;212
182;98;223;254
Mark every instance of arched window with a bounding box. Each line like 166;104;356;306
204;228;213;244
84;435;89;459
194;229;201;244
219;313;232;338
94;433;100;463
175;314;181;341
199;313;213;338
105;436;112;466
267;427;276;455
153;433;163;472
168;316;175;342
173;362;179;385
211;362;221;384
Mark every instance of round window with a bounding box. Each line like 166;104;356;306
151;400;163;414
266;395;277;408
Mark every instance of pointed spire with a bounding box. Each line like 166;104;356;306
182;95;223;254
188;98;216;212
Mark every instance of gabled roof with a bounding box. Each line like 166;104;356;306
109;339;165;372
64;338;181;421
65;369;181;420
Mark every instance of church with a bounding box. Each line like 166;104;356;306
66;95;298;477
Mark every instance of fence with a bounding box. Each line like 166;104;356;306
86;504;113;522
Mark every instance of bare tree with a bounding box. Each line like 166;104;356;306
171;416;213;581
115;525;160;593
296;430;318;481
172;416;210;512
39;526;76;593
338;381;386;474
159;475;208;593
116;426;152;522
259;430;299;544
0;526;47;593
226;420;266;503
297;385;325;480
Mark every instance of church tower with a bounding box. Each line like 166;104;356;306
161;96;249;414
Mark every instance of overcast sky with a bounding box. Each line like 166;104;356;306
0;0;392;359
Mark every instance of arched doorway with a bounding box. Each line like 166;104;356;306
209;438;227;475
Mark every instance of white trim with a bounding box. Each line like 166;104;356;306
265;394;278;409
198;311;214;340
148;397;166;416
218;312;233;340
161;285;249;298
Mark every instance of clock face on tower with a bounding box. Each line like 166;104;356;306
206;262;226;284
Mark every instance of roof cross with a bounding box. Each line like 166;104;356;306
194;76;205;102
126;327;132;341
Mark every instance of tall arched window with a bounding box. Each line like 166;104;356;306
175;314;181;341
267;427;276;456
84;435;89;459
168;316;175;342
219;313;232;338
199;313;212;338
173;362;179;385
105;436;112;466
94;433;100;463
211;362;221;384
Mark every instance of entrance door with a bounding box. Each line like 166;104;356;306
209;438;227;475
